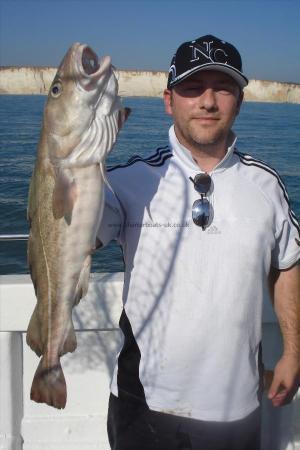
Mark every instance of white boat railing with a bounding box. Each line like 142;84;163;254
0;269;300;450
0;272;123;450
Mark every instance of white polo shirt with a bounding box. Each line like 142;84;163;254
98;125;300;422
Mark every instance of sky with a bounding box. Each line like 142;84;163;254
0;0;299;83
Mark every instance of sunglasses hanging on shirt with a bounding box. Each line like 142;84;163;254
189;173;212;230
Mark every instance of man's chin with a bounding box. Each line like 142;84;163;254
189;133;226;148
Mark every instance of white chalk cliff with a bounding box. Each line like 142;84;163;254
0;67;299;103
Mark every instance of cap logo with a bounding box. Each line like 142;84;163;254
189;40;228;64
167;35;248;89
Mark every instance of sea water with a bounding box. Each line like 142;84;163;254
0;96;299;275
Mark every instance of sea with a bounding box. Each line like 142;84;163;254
0;95;299;275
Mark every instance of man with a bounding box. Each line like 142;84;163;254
98;35;300;450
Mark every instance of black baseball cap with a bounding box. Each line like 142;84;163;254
167;34;248;89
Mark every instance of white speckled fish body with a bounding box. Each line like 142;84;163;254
26;43;126;409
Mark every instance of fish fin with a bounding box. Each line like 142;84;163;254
61;320;77;355
74;254;91;304
100;162;115;195
27;168;37;225
26;306;43;357
30;357;67;409
28;236;38;296
52;170;77;224
118;107;131;129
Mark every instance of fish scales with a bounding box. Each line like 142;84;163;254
26;43;129;409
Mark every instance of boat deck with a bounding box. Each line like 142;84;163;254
0;273;299;450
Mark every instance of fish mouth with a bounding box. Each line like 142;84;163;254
75;44;111;87
81;46;100;74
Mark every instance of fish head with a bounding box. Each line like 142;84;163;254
43;43;127;168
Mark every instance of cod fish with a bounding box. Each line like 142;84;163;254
26;43;128;409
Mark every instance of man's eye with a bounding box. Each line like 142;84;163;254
215;85;234;94
186;86;200;92
218;89;230;94
183;86;199;91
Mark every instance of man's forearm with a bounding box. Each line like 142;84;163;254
267;264;300;406
271;264;300;358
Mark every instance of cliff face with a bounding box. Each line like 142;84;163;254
244;79;300;103
0;67;57;95
0;67;300;103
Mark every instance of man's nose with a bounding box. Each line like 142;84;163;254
200;88;218;111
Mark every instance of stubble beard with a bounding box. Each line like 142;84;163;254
176;121;230;155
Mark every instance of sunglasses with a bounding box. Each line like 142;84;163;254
189;173;212;230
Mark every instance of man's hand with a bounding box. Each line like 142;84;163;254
268;355;300;407
268;263;300;407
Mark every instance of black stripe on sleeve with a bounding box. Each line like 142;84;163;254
257;342;264;404
107;146;172;172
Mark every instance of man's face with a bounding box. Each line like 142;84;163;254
164;70;243;151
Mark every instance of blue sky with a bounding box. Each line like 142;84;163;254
0;0;299;83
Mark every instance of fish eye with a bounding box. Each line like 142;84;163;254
51;82;63;98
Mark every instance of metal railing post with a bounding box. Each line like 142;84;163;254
0;235;29;241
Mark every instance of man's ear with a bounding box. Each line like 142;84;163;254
163;89;173;116
236;90;244;117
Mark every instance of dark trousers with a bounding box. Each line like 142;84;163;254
107;393;261;450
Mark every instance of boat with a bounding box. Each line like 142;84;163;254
0;235;299;450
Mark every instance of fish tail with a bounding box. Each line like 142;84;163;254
26;306;43;356
30;356;67;409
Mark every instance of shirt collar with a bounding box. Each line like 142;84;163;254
169;125;237;174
